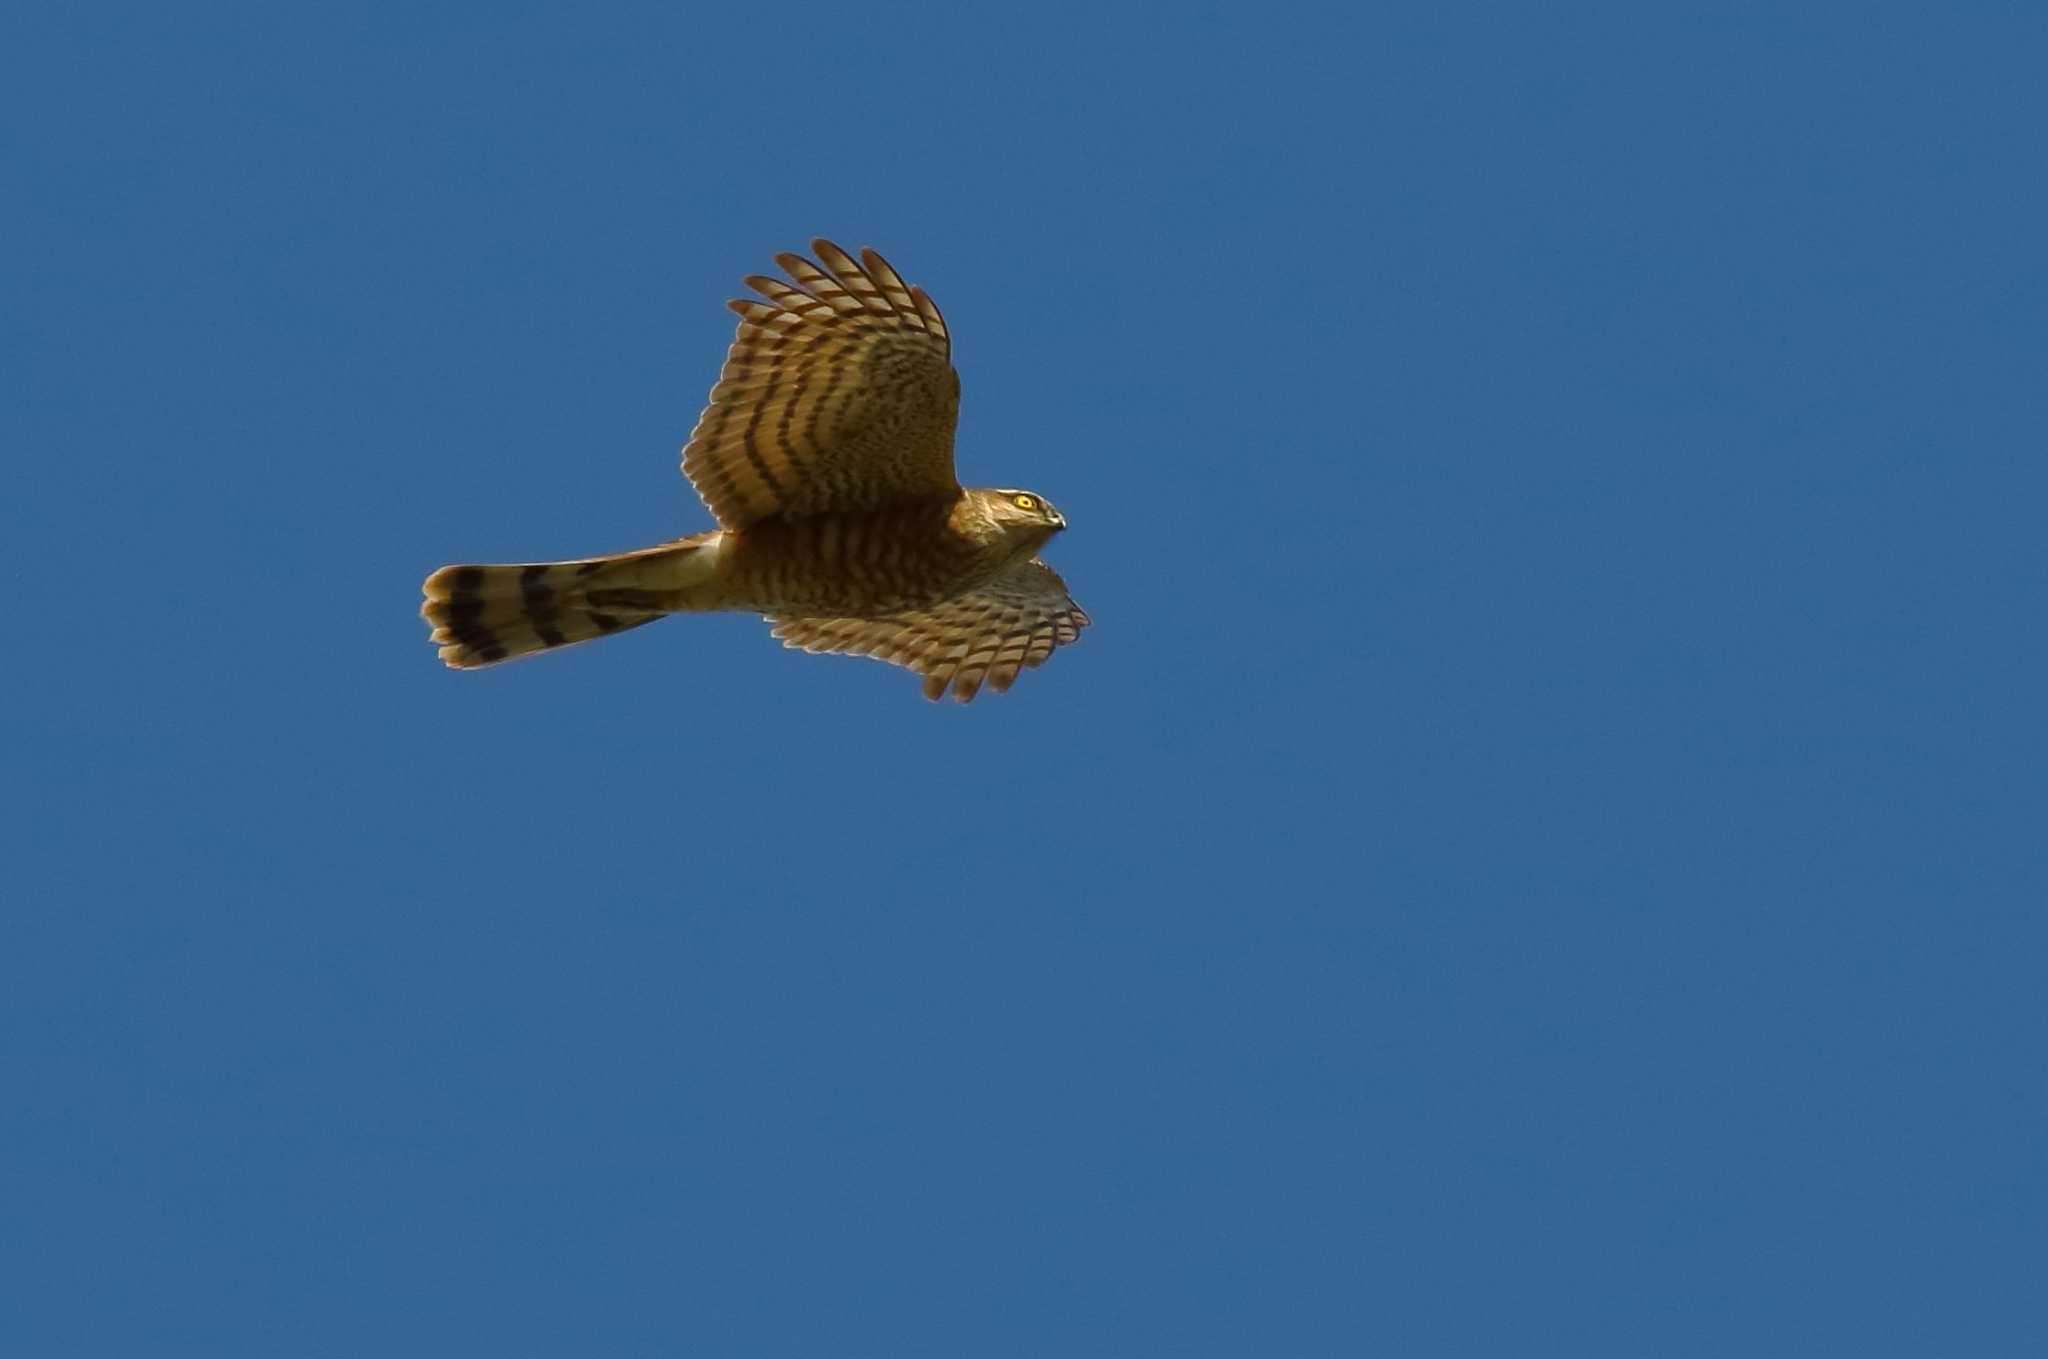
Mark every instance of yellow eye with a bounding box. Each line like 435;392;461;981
1013;494;1037;510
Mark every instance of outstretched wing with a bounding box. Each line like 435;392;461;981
682;239;960;527
769;559;1089;702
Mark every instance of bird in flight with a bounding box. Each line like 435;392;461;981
421;239;1087;701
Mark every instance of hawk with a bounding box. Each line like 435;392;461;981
421;239;1087;702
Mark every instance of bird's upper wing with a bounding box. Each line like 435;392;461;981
768;559;1089;702
682;239;961;527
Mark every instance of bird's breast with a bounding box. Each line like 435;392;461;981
719;506;997;616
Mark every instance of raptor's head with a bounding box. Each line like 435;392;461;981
982;488;1068;548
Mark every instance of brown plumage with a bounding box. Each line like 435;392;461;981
420;239;1087;701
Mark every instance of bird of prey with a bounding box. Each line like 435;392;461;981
421;239;1087;701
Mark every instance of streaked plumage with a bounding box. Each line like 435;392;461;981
420;239;1087;701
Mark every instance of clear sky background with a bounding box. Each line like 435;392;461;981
6;3;2044;1354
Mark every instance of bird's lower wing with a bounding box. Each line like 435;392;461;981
768;559;1089;702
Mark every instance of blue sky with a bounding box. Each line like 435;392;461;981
6;3;2044;1353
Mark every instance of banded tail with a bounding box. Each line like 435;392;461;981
421;533;722;669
